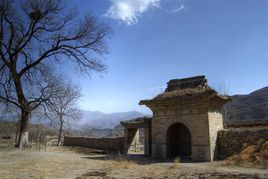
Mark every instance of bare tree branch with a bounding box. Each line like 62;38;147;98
45;78;82;145
0;0;111;148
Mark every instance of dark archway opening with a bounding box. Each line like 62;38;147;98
166;123;192;159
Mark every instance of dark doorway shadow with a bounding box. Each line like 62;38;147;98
166;123;192;159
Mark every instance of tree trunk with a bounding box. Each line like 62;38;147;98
12;71;30;148
15;120;21;144
16;109;30;148
58;120;63;146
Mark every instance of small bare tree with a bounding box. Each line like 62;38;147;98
211;82;231;121
0;0;111;148
46;80;81;145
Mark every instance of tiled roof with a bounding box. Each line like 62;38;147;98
140;76;231;105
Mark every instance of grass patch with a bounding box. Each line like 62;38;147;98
169;157;181;169
107;151;138;169
223;138;268;168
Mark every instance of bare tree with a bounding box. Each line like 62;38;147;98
46;80;81;145
211;82;231;122
0;0;111;148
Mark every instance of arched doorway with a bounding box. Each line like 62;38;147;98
166;123;192;159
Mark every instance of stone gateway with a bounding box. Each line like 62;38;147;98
123;76;231;162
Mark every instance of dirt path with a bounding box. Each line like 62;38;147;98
0;147;267;179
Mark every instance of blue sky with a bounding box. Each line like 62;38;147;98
66;0;268;114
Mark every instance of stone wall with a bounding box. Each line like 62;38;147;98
64;136;124;152
223;120;268;129
151;102;213;161
216;128;268;159
208;110;224;161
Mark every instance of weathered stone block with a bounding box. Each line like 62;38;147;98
138;76;230;162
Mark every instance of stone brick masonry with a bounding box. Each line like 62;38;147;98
139;76;230;161
64;136;124;152
216;128;268;159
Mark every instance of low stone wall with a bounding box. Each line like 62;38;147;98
64;136;124;152
223;120;268;129
216;128;268;159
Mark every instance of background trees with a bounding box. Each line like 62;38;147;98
46;80;81;145
0;0;111;148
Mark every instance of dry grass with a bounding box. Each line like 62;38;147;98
1;145;267;178
173;156;181;163
106;151;138;169
169;156;181;169
48;145;106;155
223;138;268;168
0;146;109;178
0;139;15;149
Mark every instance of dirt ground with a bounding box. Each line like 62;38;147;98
0;146;267;179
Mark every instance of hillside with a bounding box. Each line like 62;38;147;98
1;86;268;138
79;110;146;129
225;86;268;122
0;120;57;138
80;124;124;138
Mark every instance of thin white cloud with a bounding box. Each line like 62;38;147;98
170;5;185;13
104;0;160;25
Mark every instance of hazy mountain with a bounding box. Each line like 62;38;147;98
225;86;268;122
0;105;147;128
79;110;147;129
79;124;125;138
1;86;267;135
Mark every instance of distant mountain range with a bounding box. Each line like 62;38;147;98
0;109;146;138
78;86;268;130
1;86;268;137
78;110;146;129
0;108;147;129
76;86;268;136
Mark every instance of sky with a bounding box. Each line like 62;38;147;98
65;0;268;114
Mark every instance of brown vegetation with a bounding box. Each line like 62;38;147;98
0;145;267;178
0;121;57;139
223;138;268;168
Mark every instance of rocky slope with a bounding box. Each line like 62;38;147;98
225;86;268;122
